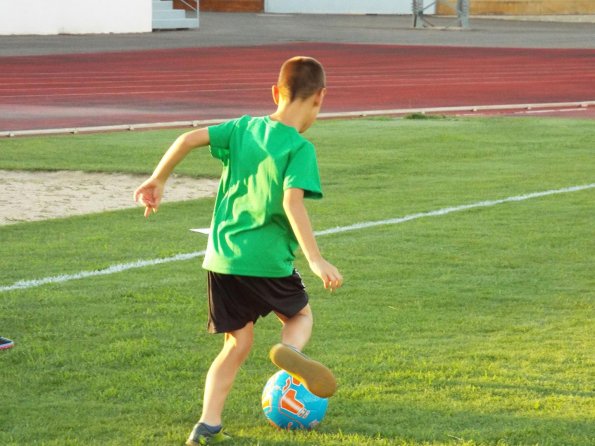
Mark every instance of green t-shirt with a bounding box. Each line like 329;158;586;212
202;115;323;277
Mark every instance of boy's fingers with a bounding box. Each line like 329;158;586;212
332;275;343;290
135;182;162;218
135;189;146;204
323;274;342;292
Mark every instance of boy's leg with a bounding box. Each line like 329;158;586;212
199;322;254;426
187;323;253;445
271;305;336;398
276;303;313;350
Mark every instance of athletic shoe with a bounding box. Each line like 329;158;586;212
185;423;231;445
0;337;14;350
269;343;337;398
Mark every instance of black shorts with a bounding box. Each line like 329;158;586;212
206;269;309;334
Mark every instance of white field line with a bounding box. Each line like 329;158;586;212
0;252;205;293
1;183;593;293
315;183;595;236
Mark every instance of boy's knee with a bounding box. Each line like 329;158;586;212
294;305;313;323
282;307;314;336
223;325;254;360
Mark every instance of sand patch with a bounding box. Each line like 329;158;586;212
0;170;218;225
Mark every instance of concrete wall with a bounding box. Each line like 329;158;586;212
265;0;435;15
437;0;595;15
0;0;152;35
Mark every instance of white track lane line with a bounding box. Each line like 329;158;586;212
3;101;594;138
1;183;593;293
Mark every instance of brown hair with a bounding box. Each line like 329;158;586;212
277;56;326;102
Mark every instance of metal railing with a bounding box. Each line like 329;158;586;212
176;0;198;13
413;0;470;29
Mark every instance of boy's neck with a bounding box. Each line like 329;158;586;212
270;97;319;134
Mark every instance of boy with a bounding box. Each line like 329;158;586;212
134;56;343;445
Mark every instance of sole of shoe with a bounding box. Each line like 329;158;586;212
269;343;336;398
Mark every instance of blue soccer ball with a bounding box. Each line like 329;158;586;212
262;370;329;430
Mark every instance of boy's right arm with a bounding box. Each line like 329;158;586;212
283;188;343;291
134;127;210;218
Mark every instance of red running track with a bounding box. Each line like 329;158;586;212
1;43;594;131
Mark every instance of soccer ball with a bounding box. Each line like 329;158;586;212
262;370;328;430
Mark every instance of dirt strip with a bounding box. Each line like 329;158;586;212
0;170;218;225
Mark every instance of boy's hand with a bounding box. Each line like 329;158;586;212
308;258;343;292
134;177;165;218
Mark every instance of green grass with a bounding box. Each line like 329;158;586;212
1;117;594;445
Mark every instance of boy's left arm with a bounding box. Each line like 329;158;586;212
283;188;343;291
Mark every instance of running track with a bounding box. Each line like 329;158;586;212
1;43;594;132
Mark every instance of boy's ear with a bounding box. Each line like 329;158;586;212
271;85;280;105
314;87;327;106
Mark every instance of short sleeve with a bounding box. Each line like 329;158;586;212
283;141;323;200
208;118;240;163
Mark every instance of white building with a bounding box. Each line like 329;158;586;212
0;0;153;35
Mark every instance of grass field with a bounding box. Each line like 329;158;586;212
1;116;594;446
